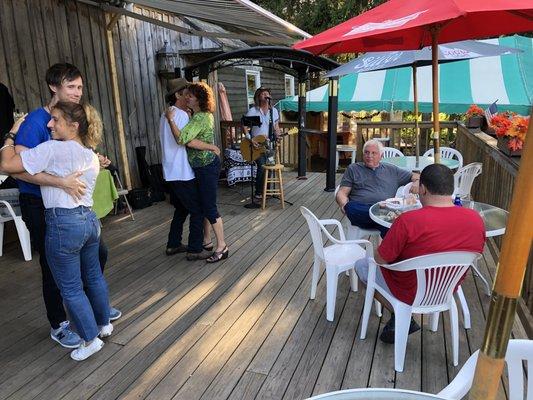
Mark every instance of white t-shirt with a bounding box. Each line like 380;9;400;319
159;106;195;181
20;140;100;209
245;106;279;138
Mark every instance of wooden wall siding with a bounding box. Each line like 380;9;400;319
218;66;290;121
0;0;121;179
0;0;227;187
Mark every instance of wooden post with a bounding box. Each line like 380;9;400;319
325;77;338;192
105;13;132;189
469;110;533;399
297;77;307;179
431;26;441;163
413;65;420;167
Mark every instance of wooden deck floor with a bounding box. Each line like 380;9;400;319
0;172;527;400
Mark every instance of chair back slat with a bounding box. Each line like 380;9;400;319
382;147;403;158
381;252;478;308
423;147;464;169
417;264;469;307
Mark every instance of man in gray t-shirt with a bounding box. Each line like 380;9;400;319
336;139;418;237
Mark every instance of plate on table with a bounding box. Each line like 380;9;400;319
382;197;421;211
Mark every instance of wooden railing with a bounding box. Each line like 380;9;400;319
355;121;458;161
455;124;533;336
220;121;299;167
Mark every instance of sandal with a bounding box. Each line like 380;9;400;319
203;241;214;251
206;246;229;263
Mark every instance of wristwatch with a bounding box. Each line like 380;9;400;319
3;132;16;144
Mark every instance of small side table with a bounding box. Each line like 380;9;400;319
335;145;357;171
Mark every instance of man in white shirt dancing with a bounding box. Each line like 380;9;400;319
159;78;211;260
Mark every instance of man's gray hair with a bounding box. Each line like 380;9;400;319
363;139;384;155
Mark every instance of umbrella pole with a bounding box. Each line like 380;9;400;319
431;26;441;163
413;65;420;167
469;110;533;400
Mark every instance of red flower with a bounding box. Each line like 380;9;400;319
466;104;484;117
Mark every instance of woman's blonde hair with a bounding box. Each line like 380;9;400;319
52;101;102;149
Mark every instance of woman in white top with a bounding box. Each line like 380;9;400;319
0;102;112;361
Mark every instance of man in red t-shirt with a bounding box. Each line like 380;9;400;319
355;163;485;343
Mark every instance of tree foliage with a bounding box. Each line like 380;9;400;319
255;0;386;36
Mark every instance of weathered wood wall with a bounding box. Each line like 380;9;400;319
217;66;289;121
0;0;223;187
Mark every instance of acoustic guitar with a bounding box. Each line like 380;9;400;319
240;128;298;163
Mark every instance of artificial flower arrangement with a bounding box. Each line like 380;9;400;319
466;104;484;118
465;104;485;129
490;112;529;153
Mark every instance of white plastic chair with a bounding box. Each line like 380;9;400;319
394;182;414;198
300;206;380;322
423;147;464;169
334;186;382;242
438;339;533;399
360;251;480;372
112;170;134;221
382;147;404;158
0;189;32;261
453;162;482;201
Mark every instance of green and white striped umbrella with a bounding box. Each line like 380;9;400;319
278;35;532;115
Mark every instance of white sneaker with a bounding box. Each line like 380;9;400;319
70;337;104;361
99;323;113;338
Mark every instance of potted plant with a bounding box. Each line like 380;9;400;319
465;104;484;129
490;112;529;157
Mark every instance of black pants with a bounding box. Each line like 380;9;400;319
255;154;267;195
19;193;108;329
167;179;204;253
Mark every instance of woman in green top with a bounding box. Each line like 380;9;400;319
165;82;228;263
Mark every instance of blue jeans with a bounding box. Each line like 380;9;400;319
194;157;221;225
167;179;204;252
45;206;110;341
344;201;389;238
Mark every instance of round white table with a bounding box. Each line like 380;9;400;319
382;156;459;171
369;200;509;237
306;388;446;399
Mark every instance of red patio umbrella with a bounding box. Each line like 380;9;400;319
294;0;533;161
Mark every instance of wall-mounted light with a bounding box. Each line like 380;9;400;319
156;40;178;79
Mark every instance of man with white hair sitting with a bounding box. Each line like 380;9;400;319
335;139;419;237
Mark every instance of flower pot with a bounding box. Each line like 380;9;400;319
497;136;522;157
466;116;483;129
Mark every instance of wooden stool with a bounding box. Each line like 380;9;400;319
261;164;284;210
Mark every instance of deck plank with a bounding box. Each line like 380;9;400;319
0;172;523;400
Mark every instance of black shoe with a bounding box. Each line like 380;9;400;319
166;244;188;256
206;246;229;263
379;314;421;344
186;249;213;261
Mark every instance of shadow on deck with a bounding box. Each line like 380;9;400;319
0;172;526;400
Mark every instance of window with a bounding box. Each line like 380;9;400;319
246;70;261;107
284;74;295;97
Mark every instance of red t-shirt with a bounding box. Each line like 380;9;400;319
377;206;486;305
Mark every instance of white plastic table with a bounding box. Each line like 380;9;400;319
369;201;509;237
382;156;459;171
306;388;446;399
